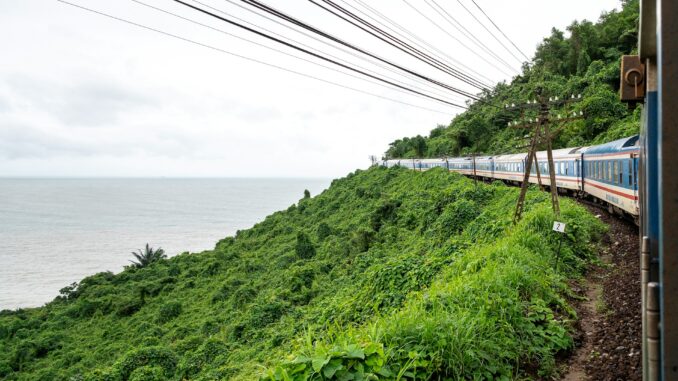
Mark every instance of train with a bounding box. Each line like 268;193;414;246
382;135;640;219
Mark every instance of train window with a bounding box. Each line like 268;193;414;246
603;161;610;181
599;161;603;180
607;161;612;182
613;161;618;184
628;161;633;186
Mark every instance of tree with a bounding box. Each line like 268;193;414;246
130;244;167;268
303;189;311;199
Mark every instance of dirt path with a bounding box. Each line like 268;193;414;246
560;207;641;381
562;281;602;381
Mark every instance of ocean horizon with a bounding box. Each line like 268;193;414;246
0;177;331;310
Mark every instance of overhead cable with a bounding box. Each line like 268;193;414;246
469;0;530;61
132;0;465;105
454;0;524;65
349;0;496;85
311;0;492;91
401;0;518;76
173;0;470;106
56;0;464;114
425;0;517;73
195;0;468;103
235;0;480;99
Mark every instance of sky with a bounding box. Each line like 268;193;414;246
0;0;620;178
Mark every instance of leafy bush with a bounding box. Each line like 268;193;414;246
261;342;392;381
295;232;316;259
316;222;332;240
157;301;181;323
177;338;229;378
113;346;177;380
128;365;164;381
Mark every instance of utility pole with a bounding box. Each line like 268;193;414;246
506;93;585;224
471;153;478;187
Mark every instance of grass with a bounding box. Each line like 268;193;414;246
0;167;605;380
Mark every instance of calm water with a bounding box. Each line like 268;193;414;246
0;178;330;310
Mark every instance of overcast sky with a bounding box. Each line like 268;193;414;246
0;0;620;178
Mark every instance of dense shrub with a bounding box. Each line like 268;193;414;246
157;302;182;323
295;232;316;259
113;346;177;380
128;365;164;381
316;222;332;240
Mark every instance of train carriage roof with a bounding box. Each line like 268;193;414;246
536;147;586;160
584;135;639;155
418;158;446;163
474;156;493;162
494;153;527;162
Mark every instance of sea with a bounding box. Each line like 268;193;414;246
0;178;331;310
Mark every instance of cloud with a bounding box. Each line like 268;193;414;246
3;74;157;127
0;96;9;113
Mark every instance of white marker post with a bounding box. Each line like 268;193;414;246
553;221;566;271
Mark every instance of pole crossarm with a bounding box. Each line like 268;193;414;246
505;93;585;223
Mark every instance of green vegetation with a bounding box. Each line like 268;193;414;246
0;3;637;380
385;0;640;159
129;244;167;269
0;168;604;380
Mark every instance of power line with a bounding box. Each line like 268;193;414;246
193;0;468;103
337;0;493;88
310;0;492;91
348;0;496;85
217;0;469;104
425;0;517;73
173;0;469;107
315;0;489;90
453;0;523;65
400;0;518;76
236;0;480;100
131;0;466;105
469;0;530;61
55;0;464;115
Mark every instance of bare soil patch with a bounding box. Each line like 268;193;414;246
560;207;641;381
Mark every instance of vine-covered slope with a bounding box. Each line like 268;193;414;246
0;168;604;380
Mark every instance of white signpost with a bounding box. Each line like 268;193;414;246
553;221;566;233
553;221;566;270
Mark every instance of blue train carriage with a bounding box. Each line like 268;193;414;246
531;147;587;192
493;153;528;184
447;156;475;176
382;159;405;168
474;156;494;179
582;135;640;216
417;158;448;171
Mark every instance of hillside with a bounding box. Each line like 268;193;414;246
385;0;639;159
0;168;604;380
0;3;639;381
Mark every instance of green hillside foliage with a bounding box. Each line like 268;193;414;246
0;167;604;380
385;0;640;159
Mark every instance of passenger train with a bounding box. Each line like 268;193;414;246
382;135;640;219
